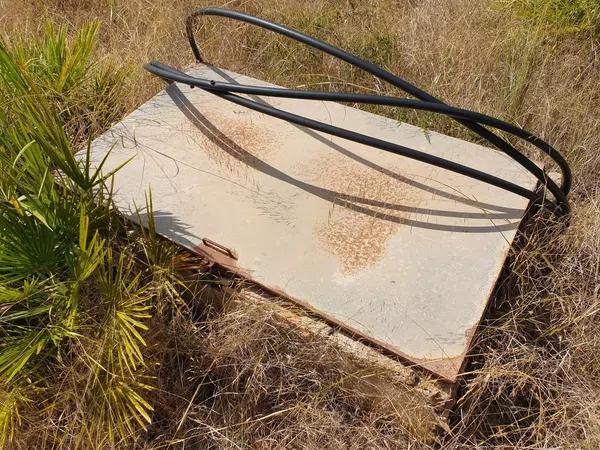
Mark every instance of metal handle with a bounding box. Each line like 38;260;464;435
202;238;238;260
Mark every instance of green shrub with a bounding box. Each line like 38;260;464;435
0;23;155;448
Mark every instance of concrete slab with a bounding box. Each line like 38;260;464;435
83;64;537;382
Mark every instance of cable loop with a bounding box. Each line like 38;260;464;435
145;8;571;214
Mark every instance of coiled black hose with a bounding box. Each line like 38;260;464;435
144;7;572;214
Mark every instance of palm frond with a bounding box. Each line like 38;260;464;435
0;382;30;448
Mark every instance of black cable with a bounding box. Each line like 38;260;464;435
145;61;541;202
146;61;570;203
185;8;571;204
144;8;572;213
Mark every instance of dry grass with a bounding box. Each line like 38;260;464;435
144;289;445;449
1;0;599;448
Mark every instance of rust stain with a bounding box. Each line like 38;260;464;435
319;212;397;274
409;325;480;384
308;156;419;274
185;113;276;176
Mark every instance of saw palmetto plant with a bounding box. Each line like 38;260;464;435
0;23;159;448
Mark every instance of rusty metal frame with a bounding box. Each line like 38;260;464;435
100;7;573;385
86;63;546;385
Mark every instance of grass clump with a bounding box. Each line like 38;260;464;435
500;0;600;35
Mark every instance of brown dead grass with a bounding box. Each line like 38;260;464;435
144;289;444;449
1;0;599;448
